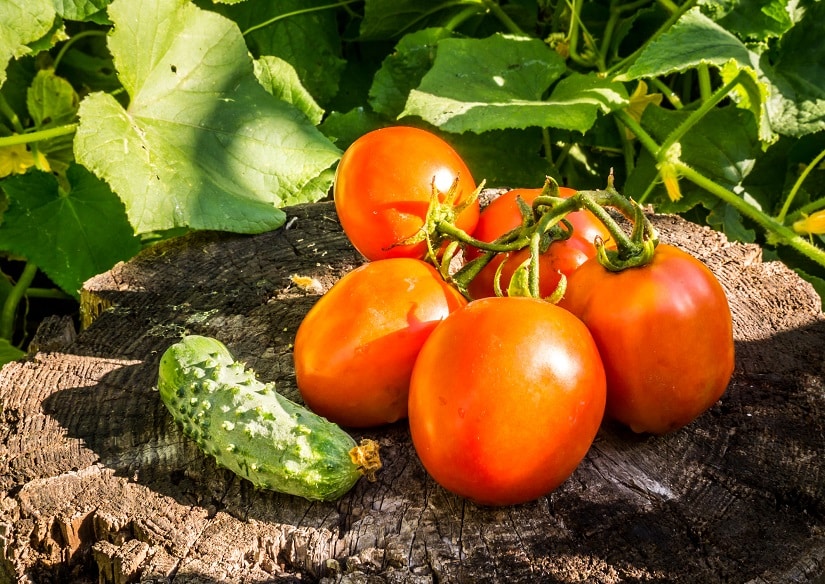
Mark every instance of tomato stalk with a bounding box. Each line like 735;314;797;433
430;175;659;298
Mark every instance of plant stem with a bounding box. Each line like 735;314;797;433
480;0;525;35
606;0;696;76
0;124;78;147
658;71;745;157
777;146;825;223
1;262;37;341
697;63;713;102
0;93;24;134
675;162;825;266
53;29;108;71
242;0;360;36
26;287;73;300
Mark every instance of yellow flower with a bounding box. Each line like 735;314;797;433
793;210;825;236
0;143;36;177
623;80;663;140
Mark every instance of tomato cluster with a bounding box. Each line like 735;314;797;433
292;126;735;506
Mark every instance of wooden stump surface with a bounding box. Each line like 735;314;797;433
1;199;824;584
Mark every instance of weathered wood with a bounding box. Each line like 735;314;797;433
1;200;824;583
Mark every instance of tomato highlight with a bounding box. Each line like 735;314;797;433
333;126;480;261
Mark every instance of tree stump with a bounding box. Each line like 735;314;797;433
1;199;824;584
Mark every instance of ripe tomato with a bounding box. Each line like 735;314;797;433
559;244;735;435
408;296;606;506
293;258;467;428
333;126;479;261
464;187;611;299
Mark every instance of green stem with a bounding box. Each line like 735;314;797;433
243;0;360;36
444;5;485;31
696;63;713;102
53;29;108;71
542;128;554;168
0;124;78;147
480;0;525;34
658;71;745;157
675;162;825;267
606;0;696;76
613;109;661;160
787;197;825;223
0;93;24;134
777;146;825;223
648;77;683;109
1;262;37;341
26;287;72;300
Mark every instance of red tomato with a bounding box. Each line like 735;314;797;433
559;244;735;434
293;258;467;428
408;297;606;506
464;188;611;299
334;126;479;261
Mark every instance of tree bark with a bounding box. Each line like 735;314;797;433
1;200;824;584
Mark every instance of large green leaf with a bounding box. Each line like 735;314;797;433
401;34;626;134
0;166;141;297
625;8;754;78
0;0;56;87
758;0;825;137
74;0;340;235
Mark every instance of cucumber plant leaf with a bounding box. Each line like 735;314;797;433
0;0;56;87
74;0;340;235
0;165;140;297
402;34;627;134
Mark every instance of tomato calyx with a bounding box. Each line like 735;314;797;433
390;174;484;257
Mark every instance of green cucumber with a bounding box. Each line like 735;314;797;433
157;335;380;501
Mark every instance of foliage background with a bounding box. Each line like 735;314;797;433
1;0;824;363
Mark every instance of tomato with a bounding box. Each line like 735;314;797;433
293;258;467;428
408;296;606;506
464;188;611;299
558;244;735;435
334;126;479;261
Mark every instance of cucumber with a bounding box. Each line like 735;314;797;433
157;335;380;501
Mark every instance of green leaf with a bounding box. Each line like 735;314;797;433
702;0;793;41
720;60;774;144
402;34;625;134
757;1;825;137
369;27;453;119
319;107;388;150
207;0;346;106
74;0;340;235
0;0;56;88
624;8;754;79
253;56;324;125
0;166;141;297
53;0;112;22
27;69;79;129
0;338;24;366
